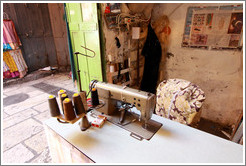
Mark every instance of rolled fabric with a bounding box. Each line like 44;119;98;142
155;79;205;125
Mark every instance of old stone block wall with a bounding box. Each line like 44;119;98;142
48;3;71;72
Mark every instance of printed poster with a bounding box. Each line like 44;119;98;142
228;13;243;34
190;34;208;45
183;5;243;49
229;35;240;47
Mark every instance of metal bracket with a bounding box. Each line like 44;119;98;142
130;133;143;141
74;45;96;58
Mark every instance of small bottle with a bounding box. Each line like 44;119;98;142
110;63;115;73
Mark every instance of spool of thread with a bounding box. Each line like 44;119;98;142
60;93;68;113
63;98;76;121
91;88;99;106
73;93;85;115
58;89;66;110
48;95;61;117
79;115;91;131
79;91;88;111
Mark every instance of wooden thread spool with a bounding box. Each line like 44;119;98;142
63;98;76;121
48;95;61;117
73;93;85;115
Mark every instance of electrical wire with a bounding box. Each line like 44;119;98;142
116;12;151;30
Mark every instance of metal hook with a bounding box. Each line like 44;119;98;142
74;45;96;58
74;46;96;92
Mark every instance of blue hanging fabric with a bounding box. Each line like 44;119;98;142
3;43;12;50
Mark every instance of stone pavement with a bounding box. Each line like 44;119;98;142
2;72;78;163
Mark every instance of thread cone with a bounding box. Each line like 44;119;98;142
48;95;61;117
79;91;87;111
91;88;99;106
58;89;66;112
73;93;85;115
79;115;90;131
60;93;68;113
63;98;76;121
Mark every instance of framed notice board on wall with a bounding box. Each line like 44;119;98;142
182;4;243;50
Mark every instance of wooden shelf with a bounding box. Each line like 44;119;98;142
107;67;131;86
110;68;130;77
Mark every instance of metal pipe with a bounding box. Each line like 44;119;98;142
75;52;82;92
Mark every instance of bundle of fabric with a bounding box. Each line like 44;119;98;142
9;49;28;78
155;79;205;126
3;51;20;78
3;19;28;79
3;61;12;79
3;49;28;79
3;20;21;50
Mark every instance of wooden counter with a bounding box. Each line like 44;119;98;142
44;111;243;164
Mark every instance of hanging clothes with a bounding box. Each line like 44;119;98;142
3;20;21;50
3;51;18;73
3;19;28;79
3;60;9;72
3;61;11;79
140;23;162;94
9;49;28;78
3;43;12;50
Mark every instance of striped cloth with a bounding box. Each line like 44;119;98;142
8;49;28;72
3;51;18;73
3;60;9;72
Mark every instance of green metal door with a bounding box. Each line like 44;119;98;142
65;3;103;94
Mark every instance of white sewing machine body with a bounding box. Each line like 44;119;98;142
90;81;161;140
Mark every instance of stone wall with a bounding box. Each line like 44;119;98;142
151;3;243;127
101;3;243;128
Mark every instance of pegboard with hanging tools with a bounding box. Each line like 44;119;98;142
102;3;151;88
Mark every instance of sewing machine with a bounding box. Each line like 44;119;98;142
90;80;162;140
